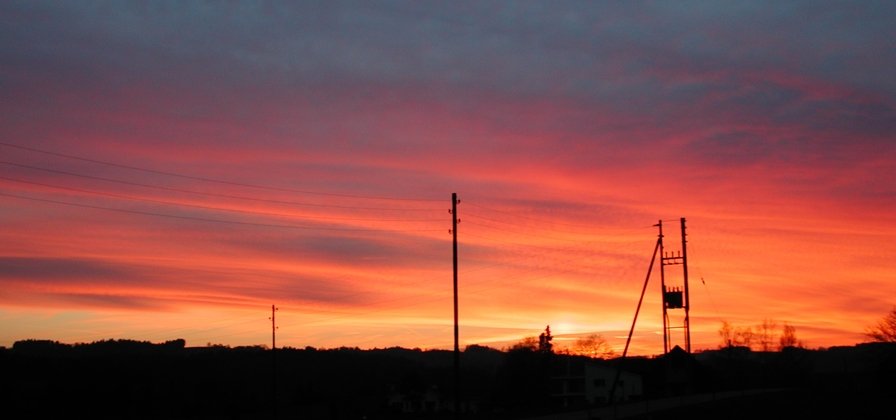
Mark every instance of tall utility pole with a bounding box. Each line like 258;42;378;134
450;192;460;418
658;220;668;354
271;304;278;351
270;304;279;418
681;218;691;352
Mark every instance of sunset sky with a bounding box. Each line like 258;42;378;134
2;1;894;356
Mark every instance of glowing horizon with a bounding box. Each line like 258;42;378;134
2;2;895;356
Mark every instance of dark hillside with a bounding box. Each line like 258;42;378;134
2;340;893;419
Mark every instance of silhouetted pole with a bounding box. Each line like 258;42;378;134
270;304;278;418
609;236;661;405
658;220;668;354
451;192;460;418
681;217;691;353
272;304;278;351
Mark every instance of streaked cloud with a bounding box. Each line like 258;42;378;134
1;1;894;353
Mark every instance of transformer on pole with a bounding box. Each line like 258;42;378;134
659;218;691;354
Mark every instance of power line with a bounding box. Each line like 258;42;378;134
130;314;267;343
275;250;614;333
0;161;439;212
464;200;650;231
0;191;443;233
463;248;613;284
272;276;463;331
144;231;622;332
0;176;442;223
462;220;648;255
687;240;724;323
464;208;610;235
5;249;638;351
462;230;644;280
0;141;442;202
283;291;455;330
462;218;624;246
21;258;449;342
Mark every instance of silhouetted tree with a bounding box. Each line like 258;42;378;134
511;336;539;351
756;319;778;351
572;334;615;358
735;325;755;349
538;325;553;354
778;323;803;349
719;320;734;348
722;320;804;351
866;306;896;342
12;339;70;355
719;320;754;348
164;338;186;349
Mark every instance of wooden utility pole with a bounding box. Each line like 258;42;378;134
270;304;278;418
271;304;278;351
681;217;691;352
451;192;460;418
658;220;668;354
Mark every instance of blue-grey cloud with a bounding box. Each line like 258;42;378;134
0;256;372;307
50;292;168;310
0;257;144;283
2;0;893;181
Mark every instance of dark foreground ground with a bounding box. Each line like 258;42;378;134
526;388;894;420
629;388;892;420
2;340;893;419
